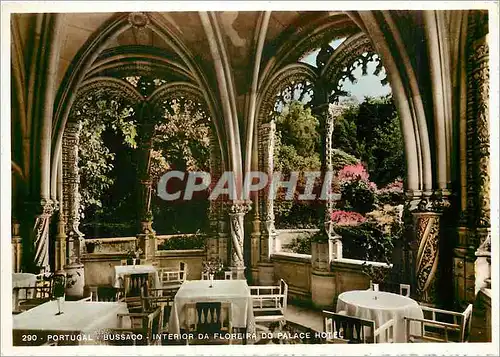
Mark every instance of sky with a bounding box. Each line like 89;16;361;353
300;38;391;103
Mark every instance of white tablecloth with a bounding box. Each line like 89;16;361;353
12;273;37;307
13;301;131;345
169;280;255;337
112;265;161;289
336;290;423;343
12;273;37;288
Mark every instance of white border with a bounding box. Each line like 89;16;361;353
1;1;499;356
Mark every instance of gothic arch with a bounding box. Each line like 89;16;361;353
256;63;318;126
84;47;195;83
49;12;220;201
68;76;145;120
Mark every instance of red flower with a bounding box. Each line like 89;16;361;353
337;163;370;183
331;210;366;226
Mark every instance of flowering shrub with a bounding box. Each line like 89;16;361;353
365;204;403;235
331;210;366;226
376;178;404;205
340;179;377;214
337;163;370;183
336;223;394;263
337;163;377;214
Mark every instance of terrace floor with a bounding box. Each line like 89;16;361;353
285;304;323;332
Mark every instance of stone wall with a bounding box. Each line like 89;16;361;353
271;252;380;309
82;249;206;287
272;252;312;302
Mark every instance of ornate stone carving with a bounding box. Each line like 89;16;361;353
128;12;150;28
258;65;317;127
31;199;55;273
472;41;490;231
258;121;277;260
228;201;251;273
63;121;85;264
412;211;441;304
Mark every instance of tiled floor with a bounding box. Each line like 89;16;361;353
285;304;323;332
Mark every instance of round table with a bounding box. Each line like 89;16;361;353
12;273;38;310
336;290;423;343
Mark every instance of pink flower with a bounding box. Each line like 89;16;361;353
337;163;370;183
331;210;366;226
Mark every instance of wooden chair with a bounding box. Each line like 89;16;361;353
322;311;394;343
159;267;186;290
184;302;232;344
122;273;154;312
142;288;174;333
371;281;411;297
13;272;66;312
89;286;124;302
109;306;163;345
250;279;288;331
201;271;232;280
404;304;473;342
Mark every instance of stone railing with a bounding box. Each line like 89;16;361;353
271;250;390;309
272;252;312;302
83;237;137;254
83;233;207;255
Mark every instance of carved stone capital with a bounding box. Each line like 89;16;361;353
128;12;150;28
227;200;252;216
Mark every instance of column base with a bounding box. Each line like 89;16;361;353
64;263;85;298
231;265;246;280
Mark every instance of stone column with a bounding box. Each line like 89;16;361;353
454;19;490;305
472;36;490;249
54;153;66;272
258;121;276;284
12;220;22;273
62;121;85;297
62;122;85;263
135;107;156;263
207;134;222;261
324;104;343;261
409;197;450;304
228;201;251;279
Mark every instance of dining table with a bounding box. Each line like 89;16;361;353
168;280;256;342
336;290;424;343
13;300;131;346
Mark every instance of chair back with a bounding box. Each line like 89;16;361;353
399;284;411;297
461;304;473;342
323;310;375;344
279;279;288;312
124;273;153;298
185;302;232;334
159;268;185;286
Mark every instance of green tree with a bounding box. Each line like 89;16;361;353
77;97;137;217
332;95;405;186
